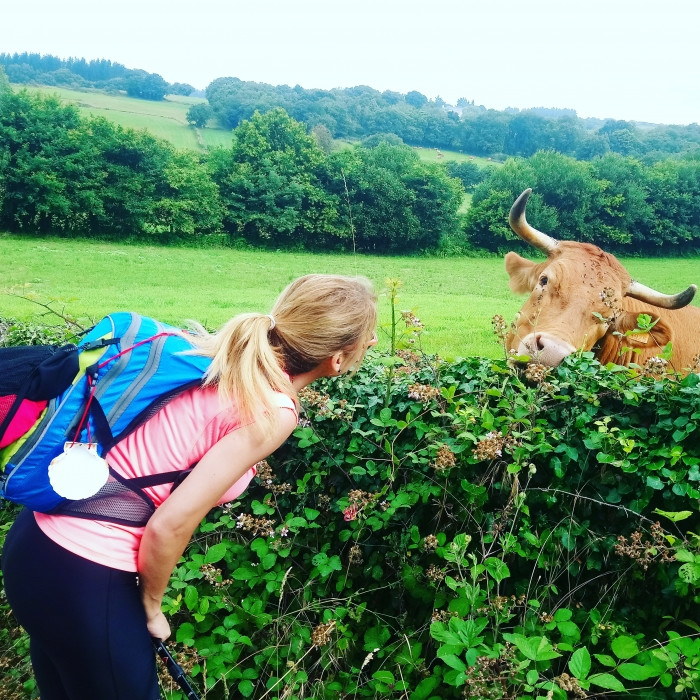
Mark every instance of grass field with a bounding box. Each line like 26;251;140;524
19;84;232;151
411;146;501;168
2;235;698;361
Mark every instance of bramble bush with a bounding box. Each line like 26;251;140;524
0;296;699;699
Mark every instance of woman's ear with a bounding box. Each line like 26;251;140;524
329;351;345;375
313;352;344;378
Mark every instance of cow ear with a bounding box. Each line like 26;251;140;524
613;310;673;348
505;252;537;294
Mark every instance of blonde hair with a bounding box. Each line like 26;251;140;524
189;274;377;437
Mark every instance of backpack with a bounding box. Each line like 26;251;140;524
0;312;212;525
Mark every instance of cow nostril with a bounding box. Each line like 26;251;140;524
535;334;545;351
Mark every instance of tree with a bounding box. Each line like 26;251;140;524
83;117;174;235
152;150;223;235
444;160;486;191
209;108;337;247
169;82;195;96
4;63;36;84
575;130;609;159
125;70;169;100
504;112;551;156
310;124;334;154
646;156;700;249
0;90;102;233
462;111;509;155
361;133;404;148
0;65;10;95
405;90;428;109
186;103;213;128
325;142;463;253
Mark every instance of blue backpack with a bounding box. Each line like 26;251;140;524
0;312;212;525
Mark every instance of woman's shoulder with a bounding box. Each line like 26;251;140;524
271;391;297;414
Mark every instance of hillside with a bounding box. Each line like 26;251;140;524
19;84;234;151
16;84;498;170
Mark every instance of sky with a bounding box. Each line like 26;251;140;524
2;0;699;126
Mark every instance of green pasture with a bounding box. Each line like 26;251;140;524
18;84;234;151
2;236;698;361
411;146;500;168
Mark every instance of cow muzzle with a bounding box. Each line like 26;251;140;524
513;332;577;367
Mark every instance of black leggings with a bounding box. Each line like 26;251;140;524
1;509;160;700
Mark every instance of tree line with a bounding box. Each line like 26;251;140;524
0;52;194;100
204;77;700;162
2;52;699;163
0;83;698;255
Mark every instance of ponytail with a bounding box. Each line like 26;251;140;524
188;274;377;438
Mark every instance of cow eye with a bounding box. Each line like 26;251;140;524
539;275;549;287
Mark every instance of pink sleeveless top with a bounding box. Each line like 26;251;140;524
35;385;296;571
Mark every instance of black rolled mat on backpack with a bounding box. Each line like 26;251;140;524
0;343;79;438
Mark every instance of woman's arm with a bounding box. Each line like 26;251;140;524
138;407;298;640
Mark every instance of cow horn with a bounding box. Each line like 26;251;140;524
627;281;698;310
509;188;559;254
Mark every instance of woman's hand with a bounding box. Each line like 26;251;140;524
145;608;171;641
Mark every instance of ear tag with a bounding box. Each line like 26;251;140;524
626;332;650;346
48;443;109;499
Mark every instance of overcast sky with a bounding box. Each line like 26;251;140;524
2;0;698;125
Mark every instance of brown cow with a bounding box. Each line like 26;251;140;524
504;189;700;373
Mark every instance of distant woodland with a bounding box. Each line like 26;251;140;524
0;52;698;255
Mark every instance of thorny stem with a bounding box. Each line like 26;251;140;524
3;288;87;331
384;279;400;409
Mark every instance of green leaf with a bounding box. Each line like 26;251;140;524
617;662;659;681
204;542;228;564
678;562;700;583
409;676;440;700
286;516;308;529
438;653;468;671
483;557;510;583
593;653;617;667
184;585;199;611
680;619;700;633
238;679;255;697
372;670;396;683
526;669;539;685
569;647;591;680
646;475;665;490
588;673;626;691
261;552;277;570
231;565;258;581
675;548;696;563
504;633;561;662
652;509;693;522
176;622;195;645
611;635;639;660
554;608;573;622
557;620;581;639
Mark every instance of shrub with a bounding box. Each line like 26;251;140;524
162;316;700;698
1;307;698;698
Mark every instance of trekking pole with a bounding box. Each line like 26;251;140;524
153;638;201;700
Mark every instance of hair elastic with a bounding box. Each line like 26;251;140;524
266;314;276;330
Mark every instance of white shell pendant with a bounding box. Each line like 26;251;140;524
48;443;109;499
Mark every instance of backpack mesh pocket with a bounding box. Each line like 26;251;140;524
53;475;156;527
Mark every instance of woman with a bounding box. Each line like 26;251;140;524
2;273;377;700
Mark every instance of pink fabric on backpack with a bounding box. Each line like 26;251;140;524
0;398;48;448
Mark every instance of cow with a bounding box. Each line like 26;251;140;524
504;188;700;374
